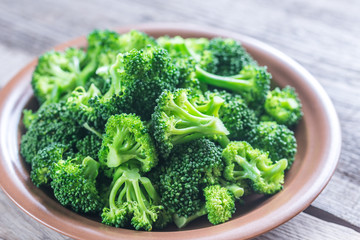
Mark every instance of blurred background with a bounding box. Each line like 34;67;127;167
0;0;359;239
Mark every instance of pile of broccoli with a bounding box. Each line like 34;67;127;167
21;29;303;231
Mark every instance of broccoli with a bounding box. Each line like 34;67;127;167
66;84;102;128
101;166;167;231
262;86;303;127
201;90;258;142
30;143;66;187
98;114;158;175
195;65;271;109
93;46;180;121
31;48;89;104
20;101;84;163
204;185;236;225
222;141;288;195
87;29;157;80
151;89;229;158
84;75;111;95
76;134;102;161
50;155;103;213
158;138;224;227
249;121;297;169
22;109;37;129
201;38;256;76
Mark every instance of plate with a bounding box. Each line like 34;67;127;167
0;23;341;239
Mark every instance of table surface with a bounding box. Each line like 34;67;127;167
0;0;359;239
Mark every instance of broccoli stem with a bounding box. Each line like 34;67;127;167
233;155;260;181
195;67;254;93
173;206;207;228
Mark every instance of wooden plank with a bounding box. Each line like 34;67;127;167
0;44;32;88
255;212;360;240
0;189;70;240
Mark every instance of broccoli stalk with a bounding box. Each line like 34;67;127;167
101;166;165;231
152;89;229;158
195;65;271;108
223;141;288;195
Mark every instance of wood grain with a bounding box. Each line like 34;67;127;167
0;0;359;239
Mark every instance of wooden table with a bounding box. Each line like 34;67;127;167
0;0;359;239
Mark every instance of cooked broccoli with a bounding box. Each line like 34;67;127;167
204;185;236;225
22;109;37;129
201;90;258;142
158;138;224;227
94;46;180;121
249;121;297;169
98;114;158;175
31;48;89;104
151;89;229;158
66;84;102;128
20;101;84;163
30;143;66;187
76;134;102;160
262;86;303;127
50;156;103;213
101;166;167;231
222;141;288;195
87;29;157;80
195;65;271;108
201;38;256;76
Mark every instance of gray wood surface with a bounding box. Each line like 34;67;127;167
1;0;360;239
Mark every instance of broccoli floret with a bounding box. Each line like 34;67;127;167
151;89;229;158
20;101;84;163
22;109;37;129
204;185;236;225
94;46;180;121
98;114;158;175
222;141;288;195
101;166;166;231
50;156;103;213
158;138;224;227
30;143;66;187
201;38;256;76
66;84;102;129
195;65;271;109
32;48;89;104
262;86;303;127
87;29;157;80
249;121;297;169
84;75;111;95
76;134;102;160
201;90;258;142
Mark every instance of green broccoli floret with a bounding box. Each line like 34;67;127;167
249;121;297;169
50;156;103;213
22;109;37;129
30;143;66;187
195;65;271;108
202;90;258;142
262;86;303;127
222;141;288;195
66;84;102;128
204;185;236;225
158;138;224;227
87;29;157;80
201;38;256;76
84;75;111;95
98;114;158;175
32;48;88;104
20;101;84;163
151;89;229;158
93;46;180;121
101;166;166;231
76;134;102;161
